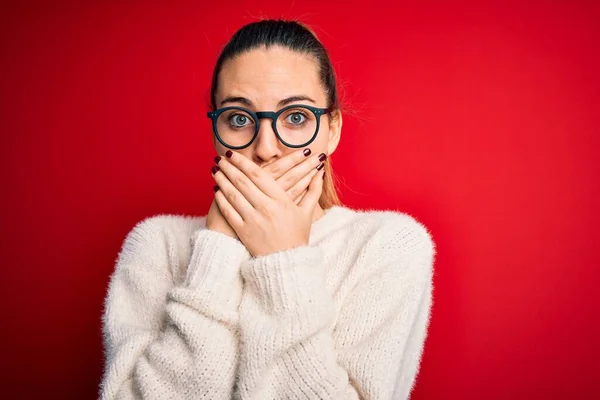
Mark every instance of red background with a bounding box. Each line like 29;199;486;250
1;1;599;399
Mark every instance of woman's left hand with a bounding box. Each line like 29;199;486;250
211;150;324;257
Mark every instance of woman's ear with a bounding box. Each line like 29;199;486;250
327;110;342;155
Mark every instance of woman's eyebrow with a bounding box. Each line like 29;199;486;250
220;96;252;107
219;95;316;108
277;95;316;107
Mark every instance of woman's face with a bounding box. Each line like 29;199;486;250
213;45;341;167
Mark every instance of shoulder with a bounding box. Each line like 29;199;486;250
341;207;435;257
123;213;206;241
338;207;436;279
115;213;207;273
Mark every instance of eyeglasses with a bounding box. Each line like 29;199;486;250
207;104;333;150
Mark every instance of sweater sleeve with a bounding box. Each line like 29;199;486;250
100;216;250;400
234;219;435;400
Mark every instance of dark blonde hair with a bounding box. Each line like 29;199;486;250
209;19;342;209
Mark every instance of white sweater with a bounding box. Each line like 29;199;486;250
100;205;436;400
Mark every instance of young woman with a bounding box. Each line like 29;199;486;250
100;19;436;400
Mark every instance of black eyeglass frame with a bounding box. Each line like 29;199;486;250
207;104;333;150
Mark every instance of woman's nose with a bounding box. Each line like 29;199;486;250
253;119;282;162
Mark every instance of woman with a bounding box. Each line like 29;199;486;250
100;19;436;400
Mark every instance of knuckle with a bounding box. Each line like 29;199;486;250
249;167;262;180
269;164;282;176
233;176;246;188
221;207;231;219
288;186;298;198
284;173;296;186
258;202;274;218
226;191;236;203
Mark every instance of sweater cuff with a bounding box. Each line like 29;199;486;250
240;245;327;314
184;229;250;294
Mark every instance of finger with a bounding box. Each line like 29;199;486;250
213;188;243;229
287;167;318;202
211;165;254;220
299;167;325;213
264;147;313;180
215;156;272;209
277;152;327;192
224;151;284;201
293;189;308;205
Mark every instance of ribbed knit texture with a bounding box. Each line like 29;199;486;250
100;205;436;399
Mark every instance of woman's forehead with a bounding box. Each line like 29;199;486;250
216;46;325;107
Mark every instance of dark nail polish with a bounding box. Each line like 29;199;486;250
303;148;311;157
211;165;220;174
316;163;324;171
213;185;219;192
318;153;327;162
214;155;221;164
225;150;233;158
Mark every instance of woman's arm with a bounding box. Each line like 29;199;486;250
234;217;436;400
100;216;250;400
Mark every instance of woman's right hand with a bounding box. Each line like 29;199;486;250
206;148;326;239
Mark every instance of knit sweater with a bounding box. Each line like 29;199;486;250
100;205;436;400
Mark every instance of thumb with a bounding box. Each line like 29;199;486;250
298;167;325;214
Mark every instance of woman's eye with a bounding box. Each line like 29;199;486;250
229;114;252;127
286;112;307;125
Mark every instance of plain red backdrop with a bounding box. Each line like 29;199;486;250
1;1;599;399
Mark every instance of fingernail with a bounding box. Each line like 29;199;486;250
303;148;311;157
211;165;220;174
318;153;327;162
213;185;219;192
316;163;324;171
225;150;233;158
214;155;221;164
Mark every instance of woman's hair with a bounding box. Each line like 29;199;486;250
209;19;342;209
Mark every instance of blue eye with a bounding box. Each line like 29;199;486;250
285;112;307;125
229;113;252;128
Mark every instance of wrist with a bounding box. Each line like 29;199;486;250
206;223;238;239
